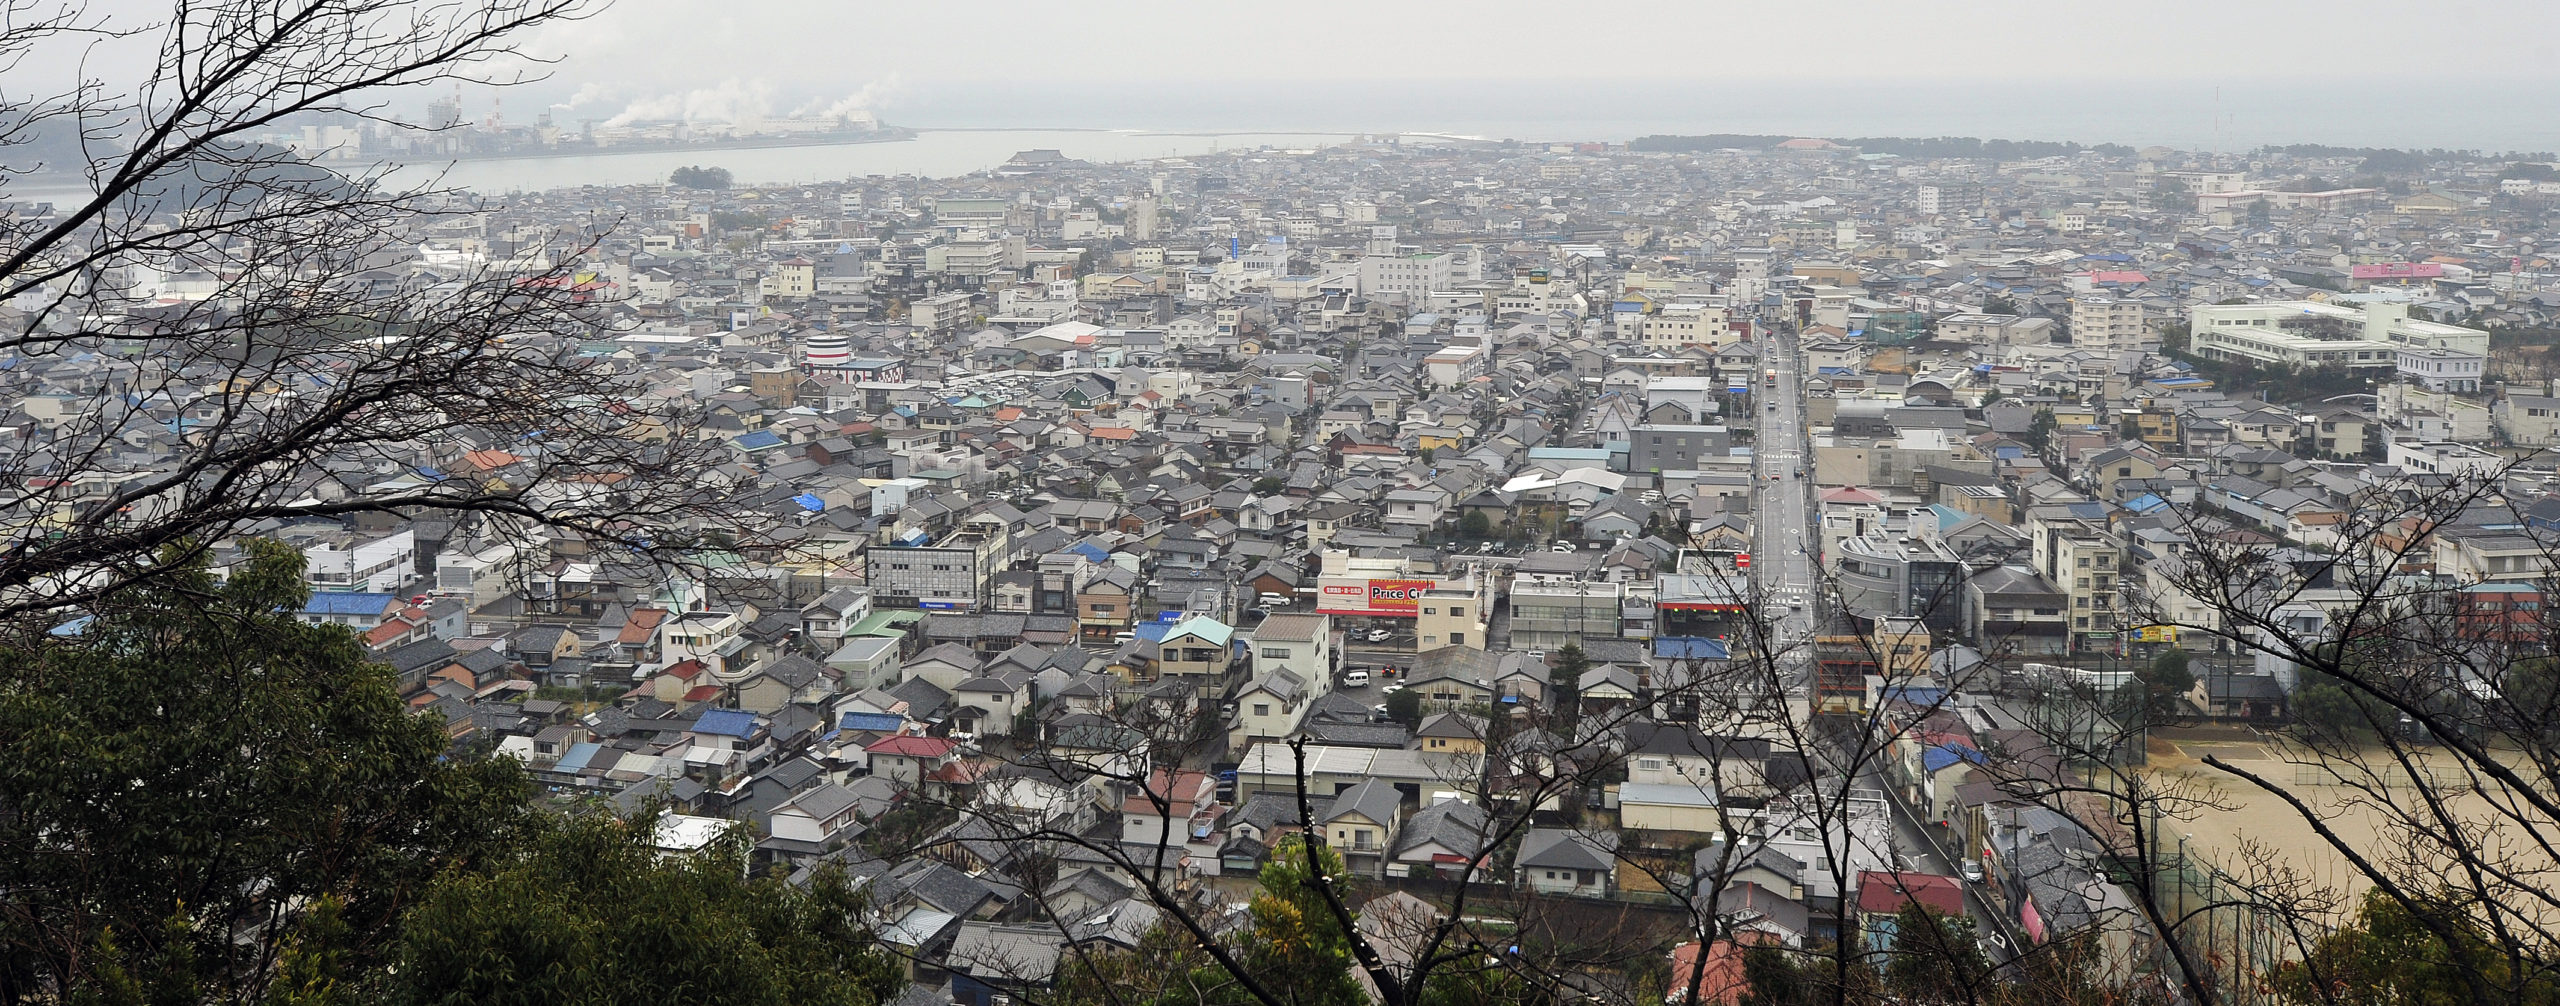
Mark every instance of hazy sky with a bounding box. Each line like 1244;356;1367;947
496;0;2560;143
530;0;2560;93
32;0;2560;149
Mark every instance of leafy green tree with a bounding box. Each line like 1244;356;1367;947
1252;475;1286;496
0;540;530;1004
1737;945;1814;1006
1385;688;1424;727
392;809;903;1006
1459;509;1493;539
1550;642;1592;688
2154;177;2197;213
670;165;733;189
1548;641;1592;725
1879;902;1995;1004
1245;837;1364;1006
1047;922;1247;1006
2122;648;2198;725
2269;888;2553;1006
2292;671;2370;741
2024;408;2059;454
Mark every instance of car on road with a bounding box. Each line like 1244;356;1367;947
1342;669;1371;688
1768;473;1781;481
1549;542;1577;553
1961;860;1985;883
1364;628;1393;643
1766;402;1777;411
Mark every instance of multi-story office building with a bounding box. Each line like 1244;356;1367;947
1630;424;1732;474
1833;534;1966;633
1508;581;1625;651
2027;512;2126;651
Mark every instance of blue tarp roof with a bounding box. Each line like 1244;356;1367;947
793;492;826;512
734;430;786;450
1923;742;1988;773
2126;494;2169;514
554;742;604;773
1653;637;1731;660
691;708;759;738
301;593;398;615
1881;686;1948;708
1066;541;1111;562
839;711;906;733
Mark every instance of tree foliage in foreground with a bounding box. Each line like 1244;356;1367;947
0;540;531;1004
392;813;904;1006
1046;836;1362;1006
2270;888;2560;1006
0;542;903;1006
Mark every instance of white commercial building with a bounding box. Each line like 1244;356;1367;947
1641;299;1733;350
2188;301;2486;372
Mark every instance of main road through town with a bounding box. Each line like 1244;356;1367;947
1754;324;1817;691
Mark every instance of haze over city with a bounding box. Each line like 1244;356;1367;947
10;2;2560;1006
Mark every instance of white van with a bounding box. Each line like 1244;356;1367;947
1341;669;1372;688
1258;592;1291;607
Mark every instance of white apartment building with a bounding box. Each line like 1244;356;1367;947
1641;299;1733;350
1359;252;1453;296
2187;301;2486;372
2069;297;2150;351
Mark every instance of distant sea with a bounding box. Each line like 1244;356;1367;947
14;77;2556;197
414;77;2560;191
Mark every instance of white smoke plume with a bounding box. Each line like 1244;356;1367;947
788;73;904;121
600;77;778;128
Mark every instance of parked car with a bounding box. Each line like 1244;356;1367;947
1364;628;1393;642
1961;860;1985;883
1342;669;1371;688
1370;704;1393;723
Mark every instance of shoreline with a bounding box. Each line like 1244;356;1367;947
382;127;920;166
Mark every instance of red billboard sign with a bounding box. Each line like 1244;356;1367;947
1317;578;1436;617
2349;262;2443;281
